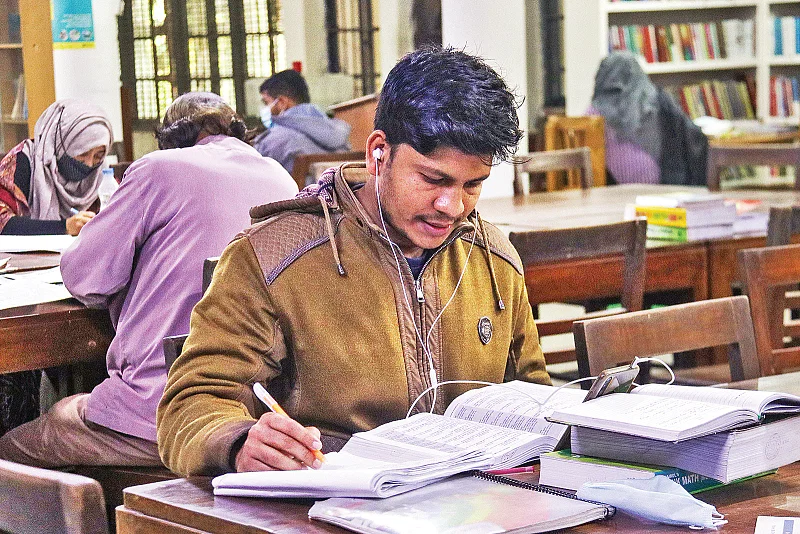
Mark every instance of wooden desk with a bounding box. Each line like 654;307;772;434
0;252;113;373
478;185;800;364
116;372;800;533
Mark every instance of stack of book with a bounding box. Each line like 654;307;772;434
543;384;800;491
627;192;737;241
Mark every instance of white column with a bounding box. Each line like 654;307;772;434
563;0;602;116
441;0;527;198
52;0;123;141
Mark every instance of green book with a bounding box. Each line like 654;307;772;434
539;450;774;494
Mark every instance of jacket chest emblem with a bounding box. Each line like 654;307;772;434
477;316;493;345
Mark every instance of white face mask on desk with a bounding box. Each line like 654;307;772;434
576;475;727;530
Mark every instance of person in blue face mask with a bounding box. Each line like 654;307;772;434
0;98;113;236
253;69;351;174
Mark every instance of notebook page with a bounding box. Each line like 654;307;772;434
632;384;800;414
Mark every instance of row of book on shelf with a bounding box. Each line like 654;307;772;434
774;16;800;57
208;377;800;533
663;76;756;120
609;19;754;64
770;75;800;118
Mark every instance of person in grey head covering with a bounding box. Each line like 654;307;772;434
588;51;708;186
0;98;113;235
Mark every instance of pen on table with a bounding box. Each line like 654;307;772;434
484;466;537;475
252;382;325;463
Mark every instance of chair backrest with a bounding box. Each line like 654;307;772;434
163;334;188;370
0;459;108;534
329;93;378;152
738;243;800;376
544;115;606;189
573;295;760;384
202;257;219;293
766;206;800;246
706;144;800;191
508;219;647;365
291;150;365;189
512;147;593;196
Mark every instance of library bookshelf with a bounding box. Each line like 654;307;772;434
0;0;54;153
564;0;800;126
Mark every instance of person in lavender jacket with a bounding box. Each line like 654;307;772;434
0;92;298;467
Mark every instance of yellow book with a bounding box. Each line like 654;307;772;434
633;206;688;227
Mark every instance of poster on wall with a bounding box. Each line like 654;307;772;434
52;0;95;49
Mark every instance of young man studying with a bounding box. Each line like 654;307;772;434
157;47;551;476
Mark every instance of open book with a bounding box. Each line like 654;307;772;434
309;471;614;534
548;384;800;442
212;381;586;498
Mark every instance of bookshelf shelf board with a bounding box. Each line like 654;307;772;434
606;0;758;13
763;116;800;126
770;56;800;66
0;43;23;50
643;59;758;74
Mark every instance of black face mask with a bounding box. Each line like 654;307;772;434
57;154;99;183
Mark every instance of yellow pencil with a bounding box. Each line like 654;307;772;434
252;382;325;463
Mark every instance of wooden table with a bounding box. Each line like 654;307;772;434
477;184;800;364
116;372;800;533
0;252;113;373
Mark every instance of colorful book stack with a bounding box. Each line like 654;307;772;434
608;19;754;64
544;384;800;489
627;192;736;242
663;76;756;120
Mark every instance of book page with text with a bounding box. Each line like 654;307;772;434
550;393;759;440
443;381;586;438
632;384;800;414
348;413;548;464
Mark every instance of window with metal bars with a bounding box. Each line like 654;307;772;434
118;0;284;126
541;0;565;108
324;0;380;97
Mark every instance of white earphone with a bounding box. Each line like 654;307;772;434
373;147;383;161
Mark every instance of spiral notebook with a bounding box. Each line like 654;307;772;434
308;471;615;534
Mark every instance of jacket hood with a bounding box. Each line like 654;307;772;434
271;103;351;151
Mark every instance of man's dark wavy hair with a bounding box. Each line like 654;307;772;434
375;46;522;164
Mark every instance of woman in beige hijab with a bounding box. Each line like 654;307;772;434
0;98;113;235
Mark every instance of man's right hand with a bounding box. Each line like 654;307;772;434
234;412;323;471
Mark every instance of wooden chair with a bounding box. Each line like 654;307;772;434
573;296;760;387
738;243;800;376
329;93;378;152
544;115;606;189
290;150;364;189
512;147;593;196
508;219;646;369
0;459;109;534
767;206;800;246
707;144;800;191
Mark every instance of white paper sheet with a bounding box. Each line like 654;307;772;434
0;278;72;310
0;235;76;253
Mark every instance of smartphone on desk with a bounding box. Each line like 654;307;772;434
582;363;640;402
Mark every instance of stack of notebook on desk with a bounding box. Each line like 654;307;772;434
544;384;800;487
626;192;736;241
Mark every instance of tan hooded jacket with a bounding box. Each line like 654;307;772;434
157;163;550;476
